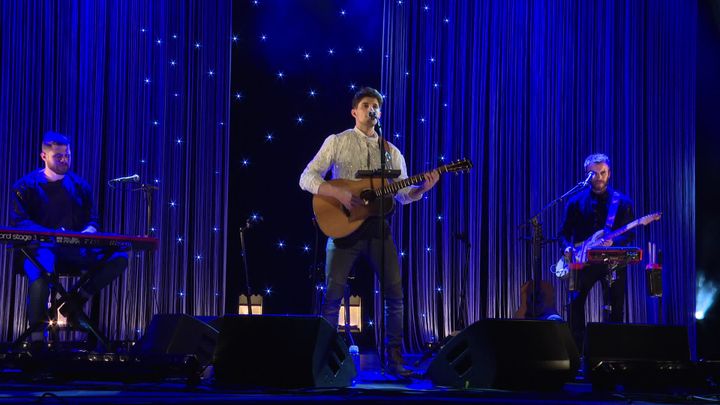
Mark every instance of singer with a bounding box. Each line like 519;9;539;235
10;132;128;348
299;87;439;377
558;153;635;349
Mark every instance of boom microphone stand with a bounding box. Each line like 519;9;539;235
239;215;262;315
454;232;471;329
310;217;324;316
413;231;471;368
517;172;595;318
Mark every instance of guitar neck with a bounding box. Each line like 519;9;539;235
603;216;649;242
374;165;450;197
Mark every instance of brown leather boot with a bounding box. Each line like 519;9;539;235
386;346;413;378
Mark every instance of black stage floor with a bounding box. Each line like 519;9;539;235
1;350;719;404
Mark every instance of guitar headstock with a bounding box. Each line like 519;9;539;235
442;158;473;174
639;212;662;225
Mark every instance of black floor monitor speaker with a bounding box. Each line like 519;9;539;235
212;315;356;388
426;319;580;390
133;314;219;367
583;322;695;389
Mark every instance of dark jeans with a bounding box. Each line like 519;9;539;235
568;264;627;350
322;236;404;348
24;246;129;327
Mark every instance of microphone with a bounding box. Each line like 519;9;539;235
109;174;140;184
368;110;379;120
581;171;595;187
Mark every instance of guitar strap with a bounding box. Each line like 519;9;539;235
603;191;621;234
381;137;391;166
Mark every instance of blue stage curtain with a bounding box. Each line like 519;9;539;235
381;0;696;353
0;1;231;340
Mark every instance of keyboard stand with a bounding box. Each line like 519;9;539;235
13;246;110;350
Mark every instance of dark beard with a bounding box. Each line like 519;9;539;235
50;164;69;175
591;182;607;193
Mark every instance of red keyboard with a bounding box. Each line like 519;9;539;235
0;228;158;251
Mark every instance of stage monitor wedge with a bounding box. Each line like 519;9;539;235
584;322;695;390
213;315;356;388
426;319;580;390
133;313;219;367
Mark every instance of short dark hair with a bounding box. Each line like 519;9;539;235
352;87;383;108
584;153;610;171
42;131;70;151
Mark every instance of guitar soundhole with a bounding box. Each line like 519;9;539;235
359;189;375;203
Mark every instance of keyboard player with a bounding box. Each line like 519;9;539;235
10;132;128;345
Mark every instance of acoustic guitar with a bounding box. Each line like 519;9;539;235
515;217;560;320
312;159;473;238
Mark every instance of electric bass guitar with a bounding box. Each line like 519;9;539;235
312;159;473;238
553;212;662;278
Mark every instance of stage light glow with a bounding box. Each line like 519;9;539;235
696;273;717;320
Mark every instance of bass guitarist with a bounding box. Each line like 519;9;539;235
299;87;439;377
559;153;635;349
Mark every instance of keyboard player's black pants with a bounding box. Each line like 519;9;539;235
24;246;128;340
